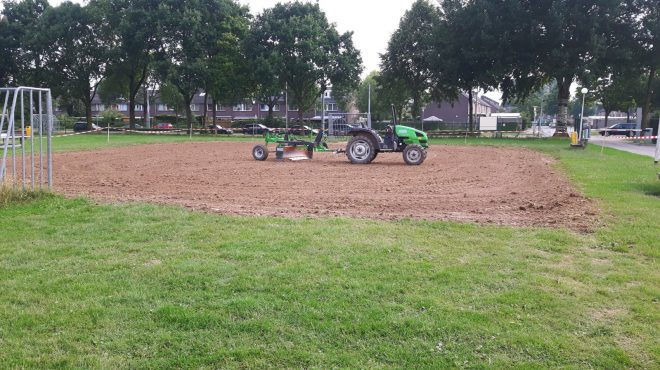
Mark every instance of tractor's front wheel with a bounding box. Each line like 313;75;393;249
403;145;426;165
346;135;376;164
252;145;269;161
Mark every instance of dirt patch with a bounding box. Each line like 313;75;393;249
589;307;628;322
52;141;595;229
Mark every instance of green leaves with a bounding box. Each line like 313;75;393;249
380;0;441;120
248;2;362;122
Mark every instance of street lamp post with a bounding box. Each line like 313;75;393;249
579;87;588;141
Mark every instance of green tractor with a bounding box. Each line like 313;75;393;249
252;105;429;165
343;105;428;165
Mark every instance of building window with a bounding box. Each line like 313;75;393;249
324;90;332;98
233;103;253;112
325;103;338;111
216;104;225;111
118;104;128;111
260;104;280;112
207;104;214;111
190;104;199;112
289;105;299;112
135;104;143;111
157;104;168;111
92;104;105;111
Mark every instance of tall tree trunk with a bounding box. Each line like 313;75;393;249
641;67;656;129
129;97;136;130
468;89;474;132
297;110;304;126
128;64;148;129
604;109;610;128
268;103;274;122
554;77;571;137
84;82;100;129
626;108;631;123
85;101;93;130
142;86;148;126
202;93;208;126
128;74;136;129
184;94;194;134
212;98;217;125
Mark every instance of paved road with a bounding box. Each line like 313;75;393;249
589;136;657;158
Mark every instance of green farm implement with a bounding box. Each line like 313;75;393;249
252;105;429;165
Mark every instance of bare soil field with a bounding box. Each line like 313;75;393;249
52;141;595;229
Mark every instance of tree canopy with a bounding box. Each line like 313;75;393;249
248;2;362;124
156;0;249;129
380;0;440;121
37;1;110;127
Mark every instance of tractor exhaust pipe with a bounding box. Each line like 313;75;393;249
391;104;397;126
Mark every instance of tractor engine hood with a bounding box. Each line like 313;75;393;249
396;125;429;148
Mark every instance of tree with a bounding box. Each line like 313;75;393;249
249;2;363;124
624;0;660;129
439;0;501;130
156;0;250;131
37;1;110;128
0;14;13;85
491;0;623;136
381;0;440;121
510;83;559;123
92;0;161;129
159;82;186;121
355;71;412;122
592;73;641;126
1;0;50;86
356;71;389;122
245;24;284;123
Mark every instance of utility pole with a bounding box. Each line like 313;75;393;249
368;84;372;128
321;91;325;132
145;87;151;128
539;97;544;137
654;115;660;165
285;82;288;130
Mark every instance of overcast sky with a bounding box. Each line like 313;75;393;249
44;0;502;101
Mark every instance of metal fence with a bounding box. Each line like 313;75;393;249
323;113;371;136
0;87;54;189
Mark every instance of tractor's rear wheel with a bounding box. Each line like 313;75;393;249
252;145;269;161
403;145;426;165
346;135;376;164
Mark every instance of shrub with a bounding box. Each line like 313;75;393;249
99;110;125;127
56;114;77;130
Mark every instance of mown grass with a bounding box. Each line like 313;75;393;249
0;137;658;368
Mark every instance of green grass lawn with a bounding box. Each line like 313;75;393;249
0;137;658;368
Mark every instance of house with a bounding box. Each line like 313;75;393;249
80;89;346;124
422;92;494;123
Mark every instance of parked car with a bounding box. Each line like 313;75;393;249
599;123;639;137
155;122;175;129
122;123;143;129
73;122;102;132
242;123;272;135
288;125;318;136
73;122;89;132
207;124;233;134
